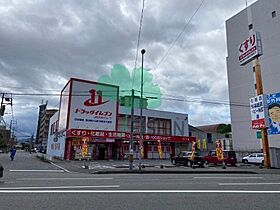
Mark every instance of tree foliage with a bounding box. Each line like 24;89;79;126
217;124;231;133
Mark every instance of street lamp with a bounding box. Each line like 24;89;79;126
139;49;145;170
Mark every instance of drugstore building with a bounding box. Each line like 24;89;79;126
47;78;195;160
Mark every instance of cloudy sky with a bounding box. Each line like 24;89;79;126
0;0;257;138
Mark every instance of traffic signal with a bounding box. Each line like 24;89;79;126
0;105;5;116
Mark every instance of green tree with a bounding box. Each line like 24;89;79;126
217;124;231;133
98;64;162;109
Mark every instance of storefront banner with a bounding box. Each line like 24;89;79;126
190;141;197;161
81;138;89;158
197;139;201;150
66;129;196;143
202;139;207;150
216;140;223;161
157;140;163;160
267;92;280;135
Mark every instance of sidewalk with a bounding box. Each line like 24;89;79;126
47;158;280;175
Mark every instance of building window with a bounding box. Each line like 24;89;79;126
117;114;145;133
248;24;253;30
207;133;212;143
272;11;276;18
147;117;171;135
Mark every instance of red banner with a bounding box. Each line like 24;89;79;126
66;129;196;143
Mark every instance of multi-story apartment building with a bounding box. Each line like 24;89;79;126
35;103;47;145
226;0;280;152
39;109;58;149
36;103;57;150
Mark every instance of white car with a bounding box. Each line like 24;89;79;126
242;153;264;164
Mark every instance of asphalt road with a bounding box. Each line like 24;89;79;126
0;151;280;210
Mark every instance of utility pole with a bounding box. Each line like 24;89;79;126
138;49;146;170
129;89;135;170
29;134;34;154
0;93;4;107
253;57;270;168
0;93;6;126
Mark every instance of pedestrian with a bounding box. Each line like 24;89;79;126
10;146;17;161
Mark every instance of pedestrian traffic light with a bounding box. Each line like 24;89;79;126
0;105;5;116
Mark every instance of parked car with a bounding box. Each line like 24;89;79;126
171;151;205;167
203;150;237;166
0;163;3;177
242;153;264;165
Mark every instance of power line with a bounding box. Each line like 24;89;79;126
0;90;251;108
159;96;250;108
152;0;206;72
132;0;145;89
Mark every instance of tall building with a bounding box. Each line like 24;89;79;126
36;103;57;149
226;0;280;152
35;103;47;144
39;109;58;149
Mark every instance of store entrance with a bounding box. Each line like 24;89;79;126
98;144;106;160
112;143;118;160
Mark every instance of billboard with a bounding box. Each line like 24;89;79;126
68;78;119;131
249;94;270;129
238;32;263;66
267;92;280;135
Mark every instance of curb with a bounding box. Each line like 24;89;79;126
91;170;258;174
49;161;72;173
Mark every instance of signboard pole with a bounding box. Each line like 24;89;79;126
138;49;146;170
253;58;270;168
129;89;134;170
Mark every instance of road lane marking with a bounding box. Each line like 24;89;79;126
17;178;113;181
9;170;64;173
194;176;264;179
219;183;280;186
50;162;71;173
0;185;120;190
0;190;279;193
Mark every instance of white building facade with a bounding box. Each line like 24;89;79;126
226;0;280;152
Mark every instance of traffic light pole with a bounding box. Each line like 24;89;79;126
253;57;270;168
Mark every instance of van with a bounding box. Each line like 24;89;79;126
203;150;237;166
